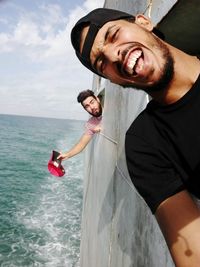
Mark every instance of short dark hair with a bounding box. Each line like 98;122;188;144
77;89;96;104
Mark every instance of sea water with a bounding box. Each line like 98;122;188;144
0;114;84;267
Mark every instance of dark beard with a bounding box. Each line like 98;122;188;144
143;43;174;93
89;104;102;117
123;38;174;93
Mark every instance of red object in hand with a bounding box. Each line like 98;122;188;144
48;150;65;177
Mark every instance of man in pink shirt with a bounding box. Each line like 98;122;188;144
58;90;102;161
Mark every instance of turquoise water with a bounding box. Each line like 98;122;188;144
0;114;84;267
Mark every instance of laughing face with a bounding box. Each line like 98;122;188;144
80;15;174;92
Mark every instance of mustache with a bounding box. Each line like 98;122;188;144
121;43;143;61
117;43;143;74
89;105;102;117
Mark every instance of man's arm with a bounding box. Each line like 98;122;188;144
58;133;93;160
156;190;200;267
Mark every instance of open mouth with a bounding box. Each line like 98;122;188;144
123;49;143;76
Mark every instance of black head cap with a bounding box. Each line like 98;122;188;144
71;8;134;76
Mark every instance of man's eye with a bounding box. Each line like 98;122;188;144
110;28;119;42
96;54;107;75
97;58;103;73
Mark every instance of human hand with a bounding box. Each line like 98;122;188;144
57;152;69;161
93;126;101;133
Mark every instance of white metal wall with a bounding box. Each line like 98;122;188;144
80;1;177;266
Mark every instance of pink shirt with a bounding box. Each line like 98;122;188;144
85;116;102;136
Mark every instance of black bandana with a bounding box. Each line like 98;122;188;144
71;8;134;76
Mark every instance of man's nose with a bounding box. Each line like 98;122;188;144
91;104;96;110
89;103;95;110
104;44;121;62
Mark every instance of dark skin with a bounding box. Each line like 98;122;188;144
79;14;200;267
80;16;200;104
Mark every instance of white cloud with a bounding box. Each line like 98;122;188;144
14;19;42;46
0;0;104;59
83;0;104;10
0;0;104;119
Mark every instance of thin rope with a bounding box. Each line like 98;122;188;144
100;132;118;144
143;0;153;18
116;162;149;208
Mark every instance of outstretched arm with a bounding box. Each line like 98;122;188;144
156;190;200;267
58;134;93;161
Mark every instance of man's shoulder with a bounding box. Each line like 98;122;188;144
126;107;153;135
87;115;102;124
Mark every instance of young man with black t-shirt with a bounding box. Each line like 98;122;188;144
71;8;200;266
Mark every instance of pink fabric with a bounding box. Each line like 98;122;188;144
85;116;102;135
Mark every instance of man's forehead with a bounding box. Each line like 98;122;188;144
80;20;117;54
82;96;95;105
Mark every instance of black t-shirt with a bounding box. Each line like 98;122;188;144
125;74;200;214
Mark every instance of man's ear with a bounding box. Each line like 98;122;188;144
135;14;154;31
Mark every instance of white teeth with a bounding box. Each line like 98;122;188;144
126;50;142;74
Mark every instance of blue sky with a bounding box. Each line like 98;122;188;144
0;0;104;120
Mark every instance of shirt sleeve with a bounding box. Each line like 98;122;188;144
84;117;101;136
125;133;185;213
84;122;95;135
